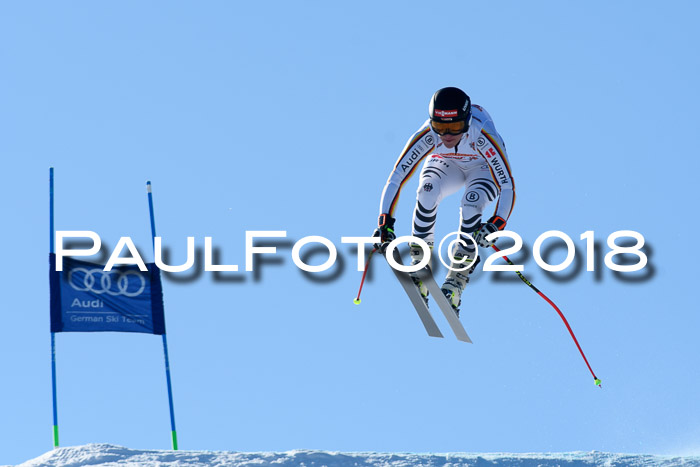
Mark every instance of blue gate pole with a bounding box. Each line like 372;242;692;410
146;181;178;450
50;167;59;448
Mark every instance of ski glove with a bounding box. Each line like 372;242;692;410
373;213;396;252
474;215;506;248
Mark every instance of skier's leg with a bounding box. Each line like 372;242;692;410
411;156;466;248
442;166;498;313
409;156;466;301
457;168;499;258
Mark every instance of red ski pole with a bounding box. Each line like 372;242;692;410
353;248;377;305
491;244;602;388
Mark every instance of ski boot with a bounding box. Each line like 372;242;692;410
408;242;431;307
441;251;476;317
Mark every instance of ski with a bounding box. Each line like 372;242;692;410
415;268;473;343
383;248;443;339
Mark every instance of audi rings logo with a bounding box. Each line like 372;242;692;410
68;268;147;297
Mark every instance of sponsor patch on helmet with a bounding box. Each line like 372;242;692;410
434;109;458;117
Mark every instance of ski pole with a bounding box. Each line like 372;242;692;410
353;248;377;305
491;244;602;388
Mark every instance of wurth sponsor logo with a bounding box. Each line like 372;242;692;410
434;109;458;118
489;156;509;185
428;156;450;168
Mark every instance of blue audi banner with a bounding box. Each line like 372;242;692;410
49;253;166;334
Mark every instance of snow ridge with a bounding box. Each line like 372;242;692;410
15;443;700;467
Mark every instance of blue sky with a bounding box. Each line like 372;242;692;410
2;1;699;465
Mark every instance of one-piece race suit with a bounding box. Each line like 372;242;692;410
378;105;515;256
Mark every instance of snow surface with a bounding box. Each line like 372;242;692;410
11;444;700;467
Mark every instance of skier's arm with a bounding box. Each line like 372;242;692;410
378;121;436;220
478;121;515;230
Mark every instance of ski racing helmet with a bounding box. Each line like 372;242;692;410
429;87;472;135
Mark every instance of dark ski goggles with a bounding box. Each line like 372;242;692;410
430;119;467;136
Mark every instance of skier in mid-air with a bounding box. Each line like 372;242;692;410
373;87;515;315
